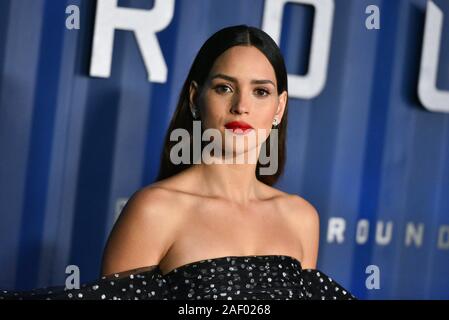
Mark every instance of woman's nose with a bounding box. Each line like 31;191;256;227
230;91;250;114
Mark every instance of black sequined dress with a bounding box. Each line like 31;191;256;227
0;255;356;300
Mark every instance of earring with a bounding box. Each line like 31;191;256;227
191;106;199;119
272;118;279;128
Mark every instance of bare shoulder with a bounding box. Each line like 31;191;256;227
101;185;185;276
273;191;320;269
284;194;320;226
260;184;319;221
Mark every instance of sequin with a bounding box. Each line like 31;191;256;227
0;255;356;300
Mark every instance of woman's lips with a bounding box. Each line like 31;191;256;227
224;121;254;135
229;128;253;135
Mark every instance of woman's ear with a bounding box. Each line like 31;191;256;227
275;90;288;124
189;80;200;114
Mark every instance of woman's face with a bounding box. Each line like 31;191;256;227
190;45;287;159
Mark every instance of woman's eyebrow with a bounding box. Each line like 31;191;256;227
210;73;275;87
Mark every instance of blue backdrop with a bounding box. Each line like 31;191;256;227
0;0;448;299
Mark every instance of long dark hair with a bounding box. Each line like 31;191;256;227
156;25;289;186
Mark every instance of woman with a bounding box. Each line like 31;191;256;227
1;25;355;300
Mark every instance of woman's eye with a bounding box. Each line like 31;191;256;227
255;88;270;97
215;85;232;94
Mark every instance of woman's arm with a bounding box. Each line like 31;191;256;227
101;187;179;277
289;195;320;270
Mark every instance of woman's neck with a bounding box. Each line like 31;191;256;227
193;163;260;206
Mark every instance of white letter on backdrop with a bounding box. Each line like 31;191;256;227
90;0;174;82
418;1;449;113
262;0;334;99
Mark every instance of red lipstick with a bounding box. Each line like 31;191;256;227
224;121;254;134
